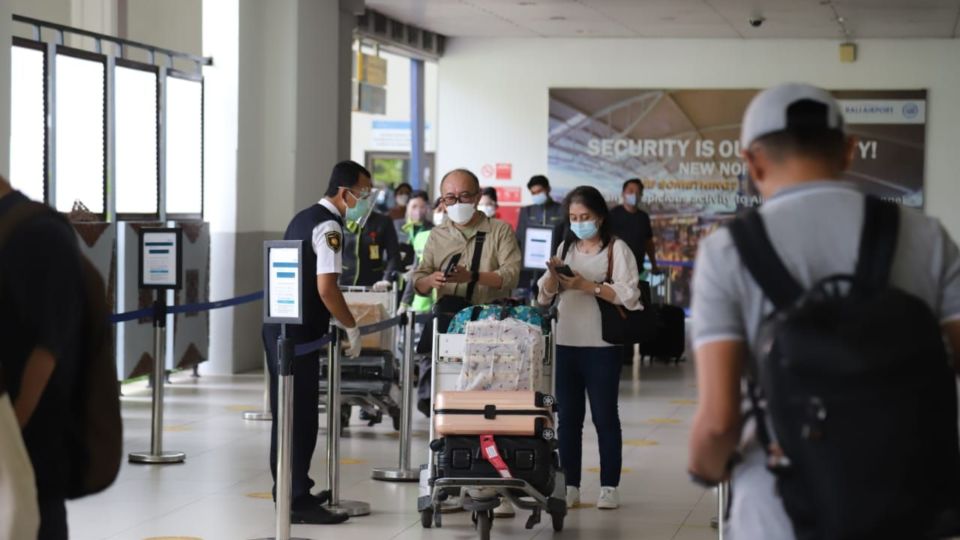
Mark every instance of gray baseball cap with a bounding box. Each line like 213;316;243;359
740;83;845;148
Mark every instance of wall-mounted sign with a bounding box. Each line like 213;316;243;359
356;52;387;87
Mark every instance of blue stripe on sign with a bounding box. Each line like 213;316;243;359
272;262;298;268
278;300;294;305
150;270;169;274
149;249;169;254
276;272;295;278
145;242;174;246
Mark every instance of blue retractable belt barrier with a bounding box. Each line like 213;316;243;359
107;289;438;356
655;259;694;269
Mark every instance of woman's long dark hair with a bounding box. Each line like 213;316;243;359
562;185;612;253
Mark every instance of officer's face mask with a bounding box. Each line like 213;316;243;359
344;188;378;229
531;192;549;206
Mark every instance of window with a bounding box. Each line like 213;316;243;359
164;74;203;217
55;49;106;214
9;42;45;203
115;61;159;216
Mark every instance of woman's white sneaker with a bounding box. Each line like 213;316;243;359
493;499;516;517
565;486;581;509
597;486;620;509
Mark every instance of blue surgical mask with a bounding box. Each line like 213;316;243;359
624;193;638;207
570;220;598;240
345;193;372;224
531;193;548;205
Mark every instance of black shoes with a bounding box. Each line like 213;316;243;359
291;493;348;525
417;398;431;417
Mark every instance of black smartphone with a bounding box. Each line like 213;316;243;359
555;265;575;277
443;253;463;276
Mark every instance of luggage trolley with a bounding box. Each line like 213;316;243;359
418;317;567;539
319;285;403;430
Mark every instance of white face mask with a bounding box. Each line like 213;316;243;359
433;211;445;225
395;194;410;207
446;203;476;225
478;204;496;218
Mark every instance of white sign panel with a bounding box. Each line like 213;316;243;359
142;231;178;287
523;227;554;270
268;248;301;320
838;99;926;125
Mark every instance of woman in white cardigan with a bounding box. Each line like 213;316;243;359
538;185;642;511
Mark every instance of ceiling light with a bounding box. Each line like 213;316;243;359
837;16;845;23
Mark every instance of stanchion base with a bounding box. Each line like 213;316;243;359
243;411;273;421
128;451;186;464
371;467;420;482
327;500;370;517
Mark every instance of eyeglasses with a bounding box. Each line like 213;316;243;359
441;191;478;205
345;188;372;200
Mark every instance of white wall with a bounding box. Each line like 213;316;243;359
437;38;960;238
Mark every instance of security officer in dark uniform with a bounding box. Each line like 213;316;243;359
339;209;401;289
261;160;374;525
516;175;565;292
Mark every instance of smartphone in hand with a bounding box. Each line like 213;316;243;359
443;253;463;276
555;264;575;278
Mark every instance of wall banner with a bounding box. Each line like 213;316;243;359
548;88;927;306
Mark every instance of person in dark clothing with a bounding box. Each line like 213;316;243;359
517;175;565;295
339;209;401;289
0;176;84;540
261;160;373;525
608;178;661;364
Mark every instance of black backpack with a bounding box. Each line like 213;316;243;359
729;196;960;539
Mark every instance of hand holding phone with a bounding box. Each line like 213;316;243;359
555;264;575;278
443;253;463;276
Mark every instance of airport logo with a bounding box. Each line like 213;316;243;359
838;100;926;124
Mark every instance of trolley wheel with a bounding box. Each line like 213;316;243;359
542;394;556;408
550;510;565;532
420;508;433;529
542;428;556;441
477;510;492;540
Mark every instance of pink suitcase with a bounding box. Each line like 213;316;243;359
433;390;556;439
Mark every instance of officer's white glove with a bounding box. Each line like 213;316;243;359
344;325;362;358
372;280;392;292
396;304;409;316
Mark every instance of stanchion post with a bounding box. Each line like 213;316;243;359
372;314;419;481
243;355;273;421
325;326;371;516
129;290;186;464
717;480;729;539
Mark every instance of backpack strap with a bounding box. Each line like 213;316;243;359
728;211;804;311
854;196;899;293
470;305;483;321
464;231;486;303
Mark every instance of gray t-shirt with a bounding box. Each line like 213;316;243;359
691;181;960;540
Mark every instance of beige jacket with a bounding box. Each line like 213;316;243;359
412;213;521;305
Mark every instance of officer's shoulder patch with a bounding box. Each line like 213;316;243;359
325;231;342;252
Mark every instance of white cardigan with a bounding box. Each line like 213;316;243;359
537;238;642;348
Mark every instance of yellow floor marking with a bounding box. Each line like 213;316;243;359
227;405;259;412
245;492;273;500
646;418;681;425
670;399;697;405
163;425;191;432
339;458;368;465
624;438;659;447
586;467;633;474
572;503;596;509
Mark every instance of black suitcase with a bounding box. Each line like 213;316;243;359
639;304;686;363
435;435;558;496
320;349;396;396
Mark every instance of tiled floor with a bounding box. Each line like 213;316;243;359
66;361;718;540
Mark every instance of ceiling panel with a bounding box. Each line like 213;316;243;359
365;0;960;39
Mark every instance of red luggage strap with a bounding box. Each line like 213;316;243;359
480;434;513;479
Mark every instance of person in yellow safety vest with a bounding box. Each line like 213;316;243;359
399;196;443;315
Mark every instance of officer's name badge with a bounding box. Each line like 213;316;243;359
325;231;342;252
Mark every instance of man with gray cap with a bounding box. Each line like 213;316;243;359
687;83;960;538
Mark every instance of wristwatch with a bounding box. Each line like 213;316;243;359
471;270;480;283
594;284;603;296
